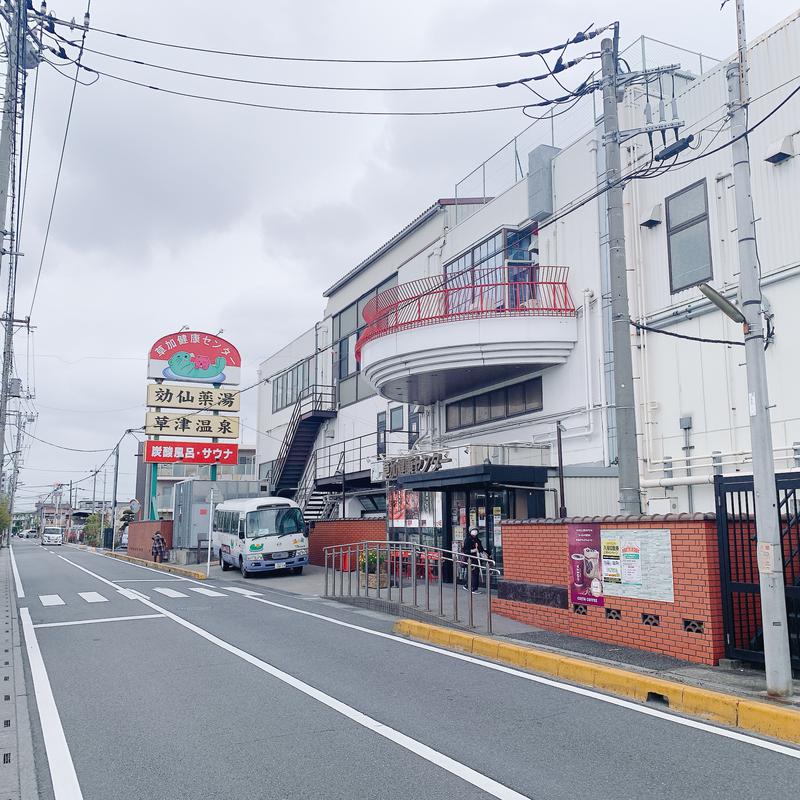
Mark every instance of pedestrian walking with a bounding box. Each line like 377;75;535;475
151;530;166;563
462;527;486;593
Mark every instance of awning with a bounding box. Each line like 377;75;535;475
395;464;548;491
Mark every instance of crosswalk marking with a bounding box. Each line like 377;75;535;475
39;595;65;607
117;588;149;601
187;587;227;597
78;592;108;604
153;587;189;599
224;587;262;597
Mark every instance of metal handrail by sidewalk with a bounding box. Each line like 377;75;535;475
323;540;499;633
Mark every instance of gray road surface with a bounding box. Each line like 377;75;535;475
10;539;800;800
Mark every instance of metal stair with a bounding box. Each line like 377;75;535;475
272;386;336;496
303;491;334;522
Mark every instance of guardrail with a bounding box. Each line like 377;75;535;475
355;265;574;360
323;540;499;633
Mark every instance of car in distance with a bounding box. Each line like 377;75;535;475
42;527;64;546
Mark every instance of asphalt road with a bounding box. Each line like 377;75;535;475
10;538;800;799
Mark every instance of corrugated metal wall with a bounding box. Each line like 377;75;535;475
544;476;619;517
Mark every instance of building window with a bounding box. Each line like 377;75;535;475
666;179;712;293
408;411;420;448
377;412;386;456
389;406;404;431
272;356;314;412
331;274;397;407
445;377;543;431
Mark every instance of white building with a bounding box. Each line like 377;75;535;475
257;15;800;568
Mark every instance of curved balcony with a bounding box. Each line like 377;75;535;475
356;266;578;404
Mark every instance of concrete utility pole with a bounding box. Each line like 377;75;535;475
8;412;29;528
110;441;120;551
0;1;26;482
726;0;792;697
600;30;642;514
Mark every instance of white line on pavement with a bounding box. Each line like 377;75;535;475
39;595;65;607
116;588;149;601
54;555;530;799
20;608;84;799
223;587;263;596
9;544;24;598
115;579;184;583
54;553;800;761
152;587;189;599
77;592;107;604
186;587;227;597
240;596;800;761
34;614;166;629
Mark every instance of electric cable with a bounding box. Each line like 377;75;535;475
42;16;613;66
630;319;743;346
27;0;91;320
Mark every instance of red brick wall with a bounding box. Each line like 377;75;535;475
127;521;173;562
308;519;386;566
494;517;725;665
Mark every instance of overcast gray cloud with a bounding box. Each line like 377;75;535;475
9;0;799;509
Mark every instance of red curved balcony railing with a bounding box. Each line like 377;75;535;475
355;265;575;362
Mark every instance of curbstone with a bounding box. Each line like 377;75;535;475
102;551;207;580
392;619;800;746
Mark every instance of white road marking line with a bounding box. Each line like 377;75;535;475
34;614;165;629
9;544;24;598
39;595;65;607
115;579;184;583
152;587;189;599
54;554;800;761
241;596;800;760
187;587;227;597
116;588;149;601
221;587;262;596
77;592;107;604
20;608;84;799
55;557;528;799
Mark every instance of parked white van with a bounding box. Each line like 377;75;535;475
213;497;308;578
42;526;64;546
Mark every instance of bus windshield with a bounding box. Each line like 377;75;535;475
245;507;304;539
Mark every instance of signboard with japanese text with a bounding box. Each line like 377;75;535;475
601;528;674;602
144;440;239;465
147;331;241;385
567;523;604;607
383;450;452;481
147;383;240;412
144;411;239;439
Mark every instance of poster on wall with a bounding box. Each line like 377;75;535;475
567;523;604;606
405;491;420;527
601;529;673;602
387;490;406;528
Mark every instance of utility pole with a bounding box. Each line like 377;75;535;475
8;412;29;530
726;0;792;696
110;440;120;551
600;29;641;514
0;1;27;482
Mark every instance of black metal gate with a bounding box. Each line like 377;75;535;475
715;473;800;670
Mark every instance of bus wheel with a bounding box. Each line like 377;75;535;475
220;551;230;571
240;558;250;579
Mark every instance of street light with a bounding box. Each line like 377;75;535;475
698;283;746;324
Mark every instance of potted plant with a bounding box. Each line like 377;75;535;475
359;548;389;589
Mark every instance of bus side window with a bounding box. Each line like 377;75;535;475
238;518;245;539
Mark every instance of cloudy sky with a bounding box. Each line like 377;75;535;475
8;0;798;510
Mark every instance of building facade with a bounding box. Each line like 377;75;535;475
256;15;800;569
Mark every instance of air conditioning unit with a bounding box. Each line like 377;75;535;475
648;496;678;515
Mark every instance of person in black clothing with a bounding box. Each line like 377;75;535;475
462;527;485;593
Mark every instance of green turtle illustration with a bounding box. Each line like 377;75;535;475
167;351;226;380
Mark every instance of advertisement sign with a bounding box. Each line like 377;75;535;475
145;440;239;465
144;411;239;439
147;331;241;385
147;383;240;412
567;523;604;606
601;529;674;602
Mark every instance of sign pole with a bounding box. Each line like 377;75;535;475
206;487;215;577
149;462;158;521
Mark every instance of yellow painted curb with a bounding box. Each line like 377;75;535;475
392;620;800;746
103;551;207;580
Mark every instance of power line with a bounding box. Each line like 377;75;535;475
629;319;743;346
27;0;91;320
44;16;612;66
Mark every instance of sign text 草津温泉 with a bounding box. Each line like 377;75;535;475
144;440;239;465
144;411;239;439
146;383;240;412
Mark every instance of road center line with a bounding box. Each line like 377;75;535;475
20;608;84;800
54;555;529;799
9;544;24;598
34;614;165;629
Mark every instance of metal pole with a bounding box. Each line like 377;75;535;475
206;487;214;577
487;557;493;634
556;421;567;518
601;31;642;514
110;440;120;552
7;412;25;538
0;3;26;482
67;480;73;540
725;0;792;696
